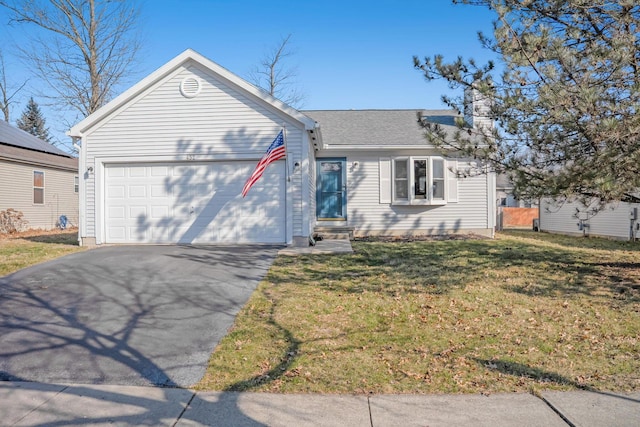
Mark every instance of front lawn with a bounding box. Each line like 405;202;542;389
197;231;640;394
0;229;85;277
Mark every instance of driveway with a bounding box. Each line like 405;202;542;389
0;245;280;387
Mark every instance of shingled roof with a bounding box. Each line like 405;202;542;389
302;109;464;148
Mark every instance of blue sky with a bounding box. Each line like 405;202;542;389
0;0;498;146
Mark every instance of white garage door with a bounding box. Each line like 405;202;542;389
104;161;286;244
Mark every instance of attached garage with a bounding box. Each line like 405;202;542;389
104;161;286;244
69;49;318;247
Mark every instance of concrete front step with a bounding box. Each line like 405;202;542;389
313;226;354;240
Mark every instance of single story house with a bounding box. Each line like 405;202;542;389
0;119;78;231
539;198;640;241
69;49;496;246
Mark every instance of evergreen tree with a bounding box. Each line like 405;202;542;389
16;97;51;142
414;0;640;205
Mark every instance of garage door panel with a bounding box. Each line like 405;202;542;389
129;205;147;219
108;226;126;240
215;226;237;242
151;205;169;219
104;161;285;244
151;166;168;176
150;227;172;242
128;186;146;198
150;185;166;198
129;167;146;177
241;224;282;242
108;206;125;219
107;167;125;177
171;184;192;199
108;185;126;198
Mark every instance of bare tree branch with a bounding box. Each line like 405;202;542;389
0;0;142;117
249;34;306;108
0;50;27;121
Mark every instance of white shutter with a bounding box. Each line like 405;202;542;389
379;157;391;204
447;159;459;203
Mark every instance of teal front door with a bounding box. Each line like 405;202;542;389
316;158;347;220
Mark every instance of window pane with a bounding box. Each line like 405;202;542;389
74;176;79;193
393;159;409;200
34;171;44;187
433;180;445;200
393;159;408;201
321;161;341;172
394;159;407;179
34;188;44;204
432;159;444;179
395;180;408;199
413;160;427;199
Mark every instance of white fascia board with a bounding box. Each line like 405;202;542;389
69;48;316;137
324;144;438;150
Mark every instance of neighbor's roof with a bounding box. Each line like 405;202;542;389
0;142;78;170
0;120;77;170
302;109;464;149
0;119;71;157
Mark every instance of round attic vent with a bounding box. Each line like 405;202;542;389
180;77;201;98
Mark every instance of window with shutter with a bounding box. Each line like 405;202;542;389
380;156;458;205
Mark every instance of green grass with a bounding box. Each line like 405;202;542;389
197;231;640;394
0;230;85;276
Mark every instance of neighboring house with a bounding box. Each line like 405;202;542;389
69;49;496;246
0;120;78;231
539;198;640;241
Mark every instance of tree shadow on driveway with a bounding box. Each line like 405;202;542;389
0;245;279;387
0;243;306;426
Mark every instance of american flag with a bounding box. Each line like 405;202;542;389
241;130;285;198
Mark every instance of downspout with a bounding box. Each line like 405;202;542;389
71;135;85;246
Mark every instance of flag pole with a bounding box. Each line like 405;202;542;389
282;123;290;182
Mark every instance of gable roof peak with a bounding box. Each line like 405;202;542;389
69;49;316;137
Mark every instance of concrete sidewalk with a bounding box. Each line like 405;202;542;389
2;382;638;426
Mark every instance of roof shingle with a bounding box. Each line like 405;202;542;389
302;109;464;148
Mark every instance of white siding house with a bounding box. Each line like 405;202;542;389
69;49;316;246
305;110;496;238
0;120;78;231
540;198;640;241
70;50;495;246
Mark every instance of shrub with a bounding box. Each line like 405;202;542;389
0;209;28;234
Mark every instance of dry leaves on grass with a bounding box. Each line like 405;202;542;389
199;231;640;394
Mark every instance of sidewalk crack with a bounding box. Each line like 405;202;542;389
11;384;69;427
535;393;576;427
171;391;196;427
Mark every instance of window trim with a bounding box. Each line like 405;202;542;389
391;156;447;205
33;170;45;205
